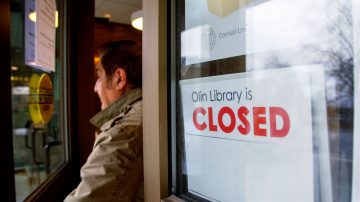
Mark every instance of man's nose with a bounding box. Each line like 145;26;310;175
94;81;98;93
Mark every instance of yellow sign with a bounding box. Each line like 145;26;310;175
207;0;252;18
28;73;54;124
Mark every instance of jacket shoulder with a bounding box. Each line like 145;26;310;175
98;99;142;140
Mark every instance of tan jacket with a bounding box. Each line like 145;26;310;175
65;88;143;202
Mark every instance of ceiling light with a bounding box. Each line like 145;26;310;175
94;56;100;64
29;11;36;22
28;11;59;28
131;10;143;31
55;11;58;28
103;13;112;19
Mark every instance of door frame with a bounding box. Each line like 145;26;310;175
143;0;171;201
0;0;16;200
0;0;96;200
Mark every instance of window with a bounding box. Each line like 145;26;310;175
11;0;68;200
172;0;359;201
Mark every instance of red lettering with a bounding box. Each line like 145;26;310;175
218;107;236;133
208;107;218;131
237;106;250;135
270;107;290;137
253;107;267;136
193;107;207;131
191;106;290;138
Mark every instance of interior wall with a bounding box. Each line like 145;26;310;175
95;18;142;55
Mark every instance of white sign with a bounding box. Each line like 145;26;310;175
180;67;330;202
35;0;56;72
25;0;36;66
182;0;327;65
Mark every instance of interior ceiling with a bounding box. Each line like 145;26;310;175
95;0;142;25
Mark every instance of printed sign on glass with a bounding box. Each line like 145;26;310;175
25;0;56;72
180;66;331;202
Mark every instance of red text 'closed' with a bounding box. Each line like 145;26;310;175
192;106;290;137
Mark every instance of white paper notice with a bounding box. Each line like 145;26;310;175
25;0;36;66
182;0;327;65
180;68;315;202
35;0;56;72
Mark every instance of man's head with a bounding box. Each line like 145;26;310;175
94;40;142;110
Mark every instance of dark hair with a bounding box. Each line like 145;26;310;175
99;40;142;88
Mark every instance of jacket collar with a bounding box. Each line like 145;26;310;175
90;88;142;129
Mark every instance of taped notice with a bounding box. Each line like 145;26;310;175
179;66;332;202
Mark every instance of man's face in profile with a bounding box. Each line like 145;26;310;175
94;63;120;110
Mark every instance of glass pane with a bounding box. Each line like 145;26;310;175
11;0;66;201
175;0;358;201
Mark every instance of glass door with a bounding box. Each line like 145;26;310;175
10;0;68;201
172;0;359;202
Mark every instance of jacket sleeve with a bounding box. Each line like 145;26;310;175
64;117;143;202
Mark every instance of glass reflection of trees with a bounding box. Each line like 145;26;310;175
248;1;354;201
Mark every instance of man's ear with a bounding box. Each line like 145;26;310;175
114;68;127;90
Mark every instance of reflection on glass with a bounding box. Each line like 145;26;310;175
11;0;65;201
245;1;354;201
178;0;356;201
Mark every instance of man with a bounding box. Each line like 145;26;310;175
65;40;143;202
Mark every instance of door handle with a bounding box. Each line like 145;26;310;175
44;140;62;174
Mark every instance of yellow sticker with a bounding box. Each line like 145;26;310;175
207;0;252;18
28;73;54;124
